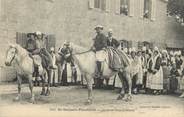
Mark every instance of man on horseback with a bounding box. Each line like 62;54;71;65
26;33;37;53
106;29;125;71
26;33;41;86
107;29;120;49
91;25;108;79
31;31;55;70
27;31;55;86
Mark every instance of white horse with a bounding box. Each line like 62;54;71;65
5;44;50;103
67;43;135;104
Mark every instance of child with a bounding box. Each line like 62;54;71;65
50;47;58;86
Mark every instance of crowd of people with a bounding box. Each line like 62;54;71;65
25;26;184;98
120;46;184;98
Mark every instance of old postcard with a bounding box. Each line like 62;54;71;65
0;0;184;117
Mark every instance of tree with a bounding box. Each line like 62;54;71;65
167;0;184;25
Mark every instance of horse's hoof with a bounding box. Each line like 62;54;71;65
179;94;184;98
126;95;132;101
30;98;35;104
117;94;124;100
13;96;21;102
45;90;51;96
85;99;92;105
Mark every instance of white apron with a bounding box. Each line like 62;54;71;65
150;55;163;90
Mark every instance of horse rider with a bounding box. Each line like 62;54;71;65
26;33;40;86
91;25;108;79
31;31;55;70
58;41;76;85
26;33;36;53
106;28;125;71
107;29;120;49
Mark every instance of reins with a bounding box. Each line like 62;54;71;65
72;49;92;55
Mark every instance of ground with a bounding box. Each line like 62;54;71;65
0;82;184;117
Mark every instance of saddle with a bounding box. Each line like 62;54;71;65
106;48;131;71
94;48;131;78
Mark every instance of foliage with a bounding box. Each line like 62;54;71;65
167;0;184;25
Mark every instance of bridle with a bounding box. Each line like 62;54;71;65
9;54;16;65
7;48;16;65
8;47;28;65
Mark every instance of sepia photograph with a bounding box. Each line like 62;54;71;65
0;0;184;117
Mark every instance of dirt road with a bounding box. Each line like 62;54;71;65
0;83;184;117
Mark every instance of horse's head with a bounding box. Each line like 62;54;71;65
5;45;17;66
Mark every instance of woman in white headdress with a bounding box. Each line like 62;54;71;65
146;49;153;92
161;50;170;93
179;69;184;97
146;47;163;94
135;49;144;93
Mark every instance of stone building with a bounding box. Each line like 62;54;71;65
0;0;183;80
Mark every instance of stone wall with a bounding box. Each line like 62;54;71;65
0;0;183;69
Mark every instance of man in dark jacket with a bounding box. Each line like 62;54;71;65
58;41;76;85
32;31;55;69
26;33;36;53
91;25;107;78
106;29;124;71
107;29;120;48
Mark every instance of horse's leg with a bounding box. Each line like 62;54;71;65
57;64;62;85
117;72;126;100
125;72;132;101
28;74;35;103
14;74;22;101
50;69;54;86
45;69;51;96
84;74;93;104
40;73;46;95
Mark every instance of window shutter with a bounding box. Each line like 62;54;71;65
22;33;27;48
129;0;134;17
128;41;133;48
115;0;120;14
150;0;156;21
105;0;110;12
89;0;94;9
16;32;27;48
139;0;144;18
16;32;20;45
101;0;106;11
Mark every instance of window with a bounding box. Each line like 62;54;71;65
94;0;100;8
120;0;129;15
143;0;157;20
138;41;153;50
120;39;132;50
144;0;151;18
94;0;106;11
